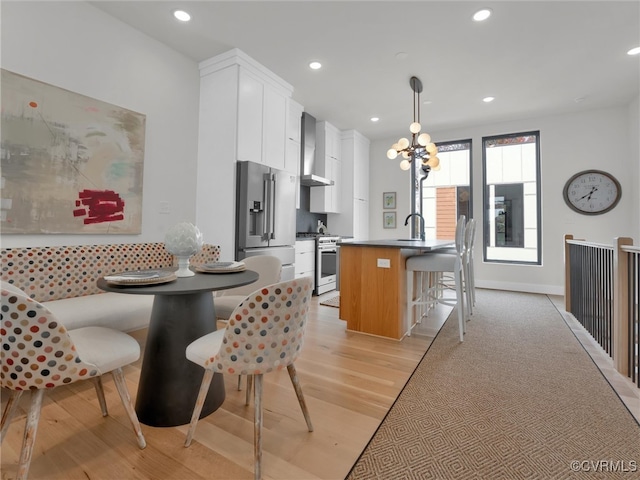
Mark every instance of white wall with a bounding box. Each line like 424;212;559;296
370;104;638;295
1;1;201;248
629;96;640;242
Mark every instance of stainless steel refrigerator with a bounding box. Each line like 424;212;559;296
235;161;296;280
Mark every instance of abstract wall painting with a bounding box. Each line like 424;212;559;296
0;69;146;234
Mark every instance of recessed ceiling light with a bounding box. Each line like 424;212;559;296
627;46;640;55
473;8;492;22
483;96;495;103
423;100;432;105
173;10;191;22
370;117;379;122
309;61;322;70
395;52;408;60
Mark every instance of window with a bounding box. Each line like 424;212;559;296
482;131;541;264
412;140;472;240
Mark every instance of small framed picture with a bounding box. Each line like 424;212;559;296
383;211;396;229
383;192;396;209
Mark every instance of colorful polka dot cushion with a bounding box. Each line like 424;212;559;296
1;288;100;390
204;277;312;376
1;243;221;302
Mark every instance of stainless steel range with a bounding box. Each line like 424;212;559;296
296;233;340;295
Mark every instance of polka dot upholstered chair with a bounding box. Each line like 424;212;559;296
184;277;314;480
0;286;146;480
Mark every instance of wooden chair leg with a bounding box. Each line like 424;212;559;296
286;364;313;432
92;376;108;417
237;375;243;391
17;389;45;480
185;369;214;447
111;368;146;449
1;390;23;443
245;374;253;406
253;374;263;480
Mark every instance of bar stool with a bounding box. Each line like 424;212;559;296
405;216;467;341
463;218;477;312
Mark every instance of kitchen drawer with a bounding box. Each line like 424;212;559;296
295;240;316;253
295;251;315;272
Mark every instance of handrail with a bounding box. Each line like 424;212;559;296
620;244;640;253
564;234;638;388
565;239;614;249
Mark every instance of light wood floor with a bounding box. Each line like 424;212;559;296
2;292;637;479
0;293;451;480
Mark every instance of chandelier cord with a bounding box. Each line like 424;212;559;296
414;85;420;126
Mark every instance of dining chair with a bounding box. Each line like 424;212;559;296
405;215;467;341
463;218;477;311
214;255;282;320
213;255;282;390
0;286;146;480
184;277;314;480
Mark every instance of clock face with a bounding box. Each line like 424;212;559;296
563;170;621;215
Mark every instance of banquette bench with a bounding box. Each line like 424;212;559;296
1;243;221;332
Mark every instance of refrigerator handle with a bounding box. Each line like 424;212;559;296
270;175;277;239
263;175;271;241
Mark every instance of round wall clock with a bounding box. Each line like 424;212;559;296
563;169;621;215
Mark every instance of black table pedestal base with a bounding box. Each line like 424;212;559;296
135;291;224;427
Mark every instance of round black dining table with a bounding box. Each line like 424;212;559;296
97;269;258;427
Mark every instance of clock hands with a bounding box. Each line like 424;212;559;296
577;186;598;201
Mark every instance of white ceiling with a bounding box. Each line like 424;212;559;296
90;1;640;142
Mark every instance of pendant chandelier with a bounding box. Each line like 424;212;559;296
387;76;440;171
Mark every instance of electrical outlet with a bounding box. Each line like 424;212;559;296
377;258;391;268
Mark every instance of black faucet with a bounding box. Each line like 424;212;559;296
404;213;425;241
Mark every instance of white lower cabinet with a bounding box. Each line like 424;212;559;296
295;240;315;291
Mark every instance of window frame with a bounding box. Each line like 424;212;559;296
481;130;542;265
411;138;473;240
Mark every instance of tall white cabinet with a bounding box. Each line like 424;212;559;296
328;130;370;239
286;99;304;208
310;121;341;213
195;48;294;257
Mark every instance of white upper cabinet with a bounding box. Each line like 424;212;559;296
262;84;287;170
327;130;370;239
237;69;264;164
310;121;341;213
285;99;304;207
286;98;303;144
237;69;287;170
284;99;303;175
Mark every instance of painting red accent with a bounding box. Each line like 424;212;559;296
75;190;125;225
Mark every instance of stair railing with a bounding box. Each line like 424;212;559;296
564;234;639;388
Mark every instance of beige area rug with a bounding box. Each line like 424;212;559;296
346;289;640;479
320;293;340;308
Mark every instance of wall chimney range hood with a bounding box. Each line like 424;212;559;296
300;173;334;187
300;112;333;187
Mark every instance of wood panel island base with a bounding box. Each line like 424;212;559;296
338;240;454;340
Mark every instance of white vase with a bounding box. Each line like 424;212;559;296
164;222;204;277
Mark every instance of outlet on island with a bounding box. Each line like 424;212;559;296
377;258;391;268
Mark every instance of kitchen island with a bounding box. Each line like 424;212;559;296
338;239;454;340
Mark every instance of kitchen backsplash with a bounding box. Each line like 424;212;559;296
296;185;327;233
